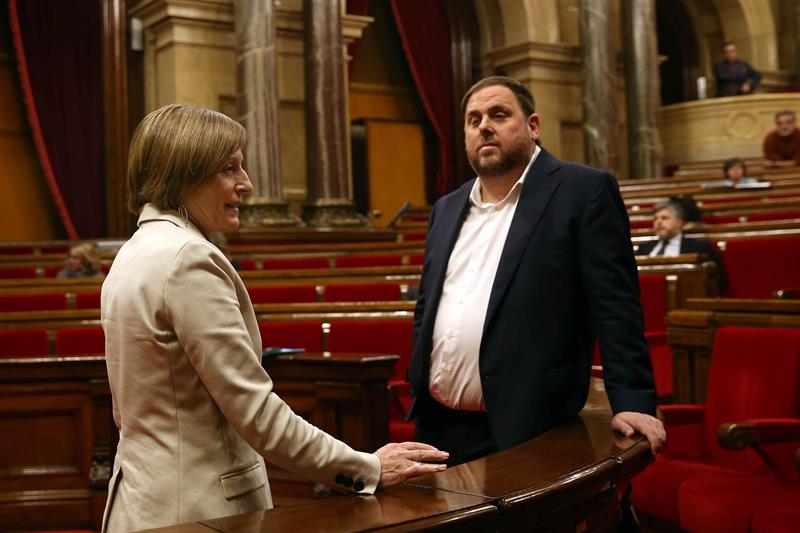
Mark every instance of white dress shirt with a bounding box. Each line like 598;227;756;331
429;146;540;411
648;233;683;257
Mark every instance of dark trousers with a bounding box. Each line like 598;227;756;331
414;398;498;467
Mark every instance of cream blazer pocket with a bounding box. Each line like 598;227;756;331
220;463;267;500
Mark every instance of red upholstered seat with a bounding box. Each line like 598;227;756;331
56;326;105;356
701;213;741;224
0;246;34;254
248;285;318;304
752;506;800;533
238;258;257;270
722;236;800;298
0;328;49;358
43;265;63;277
322;283;401;302
629;219;652;230
75;291;101;309
258;321;322;352
40;245;70;254
0;267;38;279
646;332;673;399
638;274;667;332
631;327;800;526
262;257;329;270
0;292;66;312
408;254;424;266
746;210;800;223
334;254;403;268
402;232;426;242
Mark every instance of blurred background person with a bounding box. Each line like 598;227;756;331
763;110;800;167
713;42;761;97
57;242;104;278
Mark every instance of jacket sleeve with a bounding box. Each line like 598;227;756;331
577;173;657;416
163;241;381;493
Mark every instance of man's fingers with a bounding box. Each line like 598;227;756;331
397;441;441;451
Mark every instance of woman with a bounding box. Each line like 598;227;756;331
722;158;758;185
101;104;447;531
57;242;104;278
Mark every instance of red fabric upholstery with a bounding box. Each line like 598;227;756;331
248;285;318;304
0;328;48;357
258;321;322;352
56;326;105;356
43;265;62;277
638;274;667;332
0;292;65;312
334;254;404;268
0;246;34;254
632;327;800;525
402;232;426;241
327;320;413;382
390;420;415;442
40;245;70;254
746;210;800;223
722;236;800;298
323;283;401;302
752;507;800;533
238;258;257;270
630;219;653;230
262;257;329;270
75;291;101;309
409;253;424;266
0;267;37;279
646;332;673;399
679;474;800;533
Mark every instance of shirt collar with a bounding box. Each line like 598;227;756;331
137;203;206;239
470;145;541;208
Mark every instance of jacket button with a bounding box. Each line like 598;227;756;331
335;473;346;485
353;480;365;491
343;476;354;487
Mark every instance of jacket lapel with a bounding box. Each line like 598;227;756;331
483;150;561;333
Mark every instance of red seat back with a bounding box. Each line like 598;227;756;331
334;254;403;268
722;236;800;298
262;257;329;270
323;283;400;302
638;274;667;332
75;291;101;309
248;285;318;304
0;328;49;358
0;267;38;279
258;321;322;352
703;327;800;472
0;292;66;312
56;326;105;356
327;320;413;382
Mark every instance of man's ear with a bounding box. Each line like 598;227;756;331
528;113;540;143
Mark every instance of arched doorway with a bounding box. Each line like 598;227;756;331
656;0;700;105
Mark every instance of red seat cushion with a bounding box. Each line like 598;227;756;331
43;265;63;277
0;328;49;358
56;326;105;356
638;274;667;332
402;232;426;242
679;474;800;533
327;320;412;382
248;285;318;304
752;507;800;533
322;283;400;302
722;236;800;298
262;257;329;270
0;292;66;312
334;254;403;268
0;267;38;279
75;291;101;309
258;321;322;352
409;254;424;266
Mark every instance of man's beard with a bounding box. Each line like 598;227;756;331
467;139;533;178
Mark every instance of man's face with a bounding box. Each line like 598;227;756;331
652;208;684;240
723;44;738;62
776;113;796;137
464;85;539;179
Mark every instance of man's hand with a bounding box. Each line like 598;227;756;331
740;82;751;93
374;441;448;488
611;411;666;454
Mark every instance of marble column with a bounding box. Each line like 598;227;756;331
235;0;301;226
579;0;619;174
624;0;663;179
302;0;367;227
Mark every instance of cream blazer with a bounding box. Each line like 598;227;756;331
101;204;380;531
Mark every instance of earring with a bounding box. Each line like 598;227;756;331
178;204;189;226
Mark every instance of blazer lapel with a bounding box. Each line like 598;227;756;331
483;150;561;333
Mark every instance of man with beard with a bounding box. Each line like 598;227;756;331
407;76;665;467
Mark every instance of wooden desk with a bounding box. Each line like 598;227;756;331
668;298;800;403
140;381;653;533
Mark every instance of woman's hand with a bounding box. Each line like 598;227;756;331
374;441;448;487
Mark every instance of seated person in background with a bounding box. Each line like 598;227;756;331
57;242;104;278
721;158;759;186
763;109;800;167
713;42;761;97
636;200;726;289
669;194;702;230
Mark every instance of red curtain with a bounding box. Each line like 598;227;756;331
9;0;105;238
389;0;455;196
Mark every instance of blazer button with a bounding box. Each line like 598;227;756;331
335;473;346;485
353;480;365;491
343;476;354;487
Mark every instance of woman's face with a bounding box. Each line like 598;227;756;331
726;164;744;181
182;149;252;235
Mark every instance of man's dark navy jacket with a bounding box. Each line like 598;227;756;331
407;149;657;451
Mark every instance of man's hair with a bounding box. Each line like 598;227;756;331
775;109;796;122
723;41;736;49
127;104;246;214
461;76;536;117
653;200;685;221
723;157;746;174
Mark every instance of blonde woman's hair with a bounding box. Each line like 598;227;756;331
126;104;246;214
70;242;101;270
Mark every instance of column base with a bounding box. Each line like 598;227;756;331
239;200;303;228
302;200;370;227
